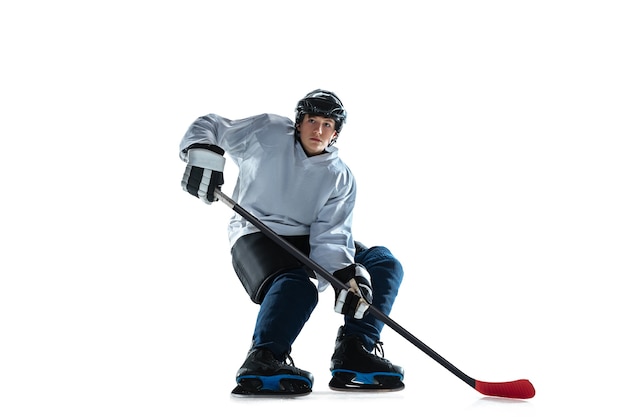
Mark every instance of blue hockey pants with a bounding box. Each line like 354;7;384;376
252;245;404;358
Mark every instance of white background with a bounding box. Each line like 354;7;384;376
1;1;624;416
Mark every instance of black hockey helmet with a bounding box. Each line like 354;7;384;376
295;89;347;133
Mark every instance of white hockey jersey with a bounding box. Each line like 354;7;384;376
180;113;356;291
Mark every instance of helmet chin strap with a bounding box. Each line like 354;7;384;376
329;131;339;146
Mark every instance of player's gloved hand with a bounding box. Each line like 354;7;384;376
181;144;226;204
333;263;373;319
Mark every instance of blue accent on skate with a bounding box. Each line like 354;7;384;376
236;374;312;391
331;369;403;385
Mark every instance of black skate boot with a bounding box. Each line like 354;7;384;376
231;348;313;397
329;327;404;391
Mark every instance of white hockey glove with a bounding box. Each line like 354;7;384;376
181;144;226;204
333;263;373;319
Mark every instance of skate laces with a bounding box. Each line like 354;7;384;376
283;353;295;367
373;341;385;358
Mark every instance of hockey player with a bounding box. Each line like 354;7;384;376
180;89;404;396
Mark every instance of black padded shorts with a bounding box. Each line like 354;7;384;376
231;232;312;304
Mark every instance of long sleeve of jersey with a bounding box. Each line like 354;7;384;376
179;113;357;291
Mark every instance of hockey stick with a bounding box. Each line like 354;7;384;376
214;189;535;399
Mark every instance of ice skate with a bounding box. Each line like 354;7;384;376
329;327;404;391
231;348;313;397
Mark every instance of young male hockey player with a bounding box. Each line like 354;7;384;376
180;89;404;396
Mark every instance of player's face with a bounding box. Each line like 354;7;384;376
297;114;338;156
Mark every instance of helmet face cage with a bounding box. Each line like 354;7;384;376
295;89;347;134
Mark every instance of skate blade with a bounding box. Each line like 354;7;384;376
231;376;312;398
329;372;405;392
328;383;405;393
231;386;312;398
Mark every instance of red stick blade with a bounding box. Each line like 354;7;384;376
475;379;535;399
